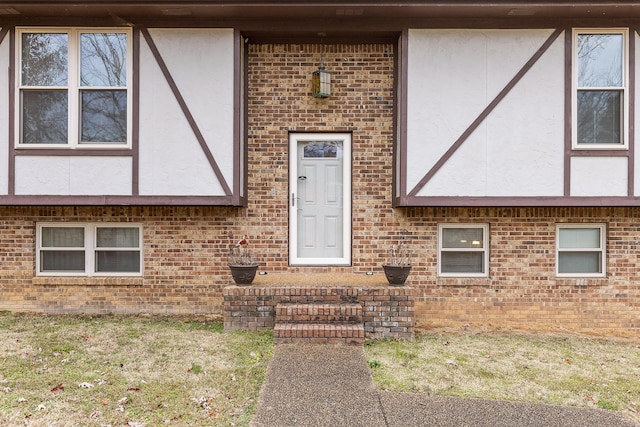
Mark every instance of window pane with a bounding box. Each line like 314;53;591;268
40;250;85;272
559;252;602;274
97;228;139;248
559;228;601;249
80;90;127;143
21;33;68;86
303;141;341;158
441;252;484;274
578;33;623;87
41;227;84;248
22;90;68;144
442;228;484;249
577;90;621;145
80;33;127;87
96;251;140;273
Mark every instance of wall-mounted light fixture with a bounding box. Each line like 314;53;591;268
312;33;331;98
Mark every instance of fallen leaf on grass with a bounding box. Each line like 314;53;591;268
50;383;64;393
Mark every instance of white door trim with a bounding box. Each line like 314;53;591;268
289;132;352;265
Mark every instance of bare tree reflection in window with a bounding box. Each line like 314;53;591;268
80;33;127;143
21;33;68;144
577;33;623;145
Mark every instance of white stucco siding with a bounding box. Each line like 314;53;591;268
571;157;628;196
407;29;564;197
138;28;233;196
484;35;564;196
15;157;132;195
0;30;8;195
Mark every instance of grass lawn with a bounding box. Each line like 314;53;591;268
0;312;273;426
2;313;639;426
365;332;640;424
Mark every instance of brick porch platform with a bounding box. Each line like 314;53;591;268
223;280;415;344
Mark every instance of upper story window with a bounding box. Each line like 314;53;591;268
573;29;628;150
438;224;489;277
17;28;132;148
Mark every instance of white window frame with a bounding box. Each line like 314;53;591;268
16;27;133;149
556;223;606;277
438;223;489;277
572;28;629;150
36;223;143;276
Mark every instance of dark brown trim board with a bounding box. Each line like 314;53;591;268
563;27;572;197
399;195;640;207
8;27;15;196
132;26;141;196
0;195;235;206
628;29;635;196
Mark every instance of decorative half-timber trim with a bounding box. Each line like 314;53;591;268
627;29;635;196
132;27;141;196
0;195;235;206
396;195;640;207
407;28;564;198
139;26;232;196
564;27;636;197
563;28;572;197
7;27;15;196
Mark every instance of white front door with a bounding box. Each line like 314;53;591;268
289;133;351;265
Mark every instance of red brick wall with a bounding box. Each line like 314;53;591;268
1;43;639;338
402;207;640;338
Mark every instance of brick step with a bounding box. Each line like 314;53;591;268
273;323;365;345
275;303;362;324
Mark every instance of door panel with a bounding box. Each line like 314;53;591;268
290;133;351;265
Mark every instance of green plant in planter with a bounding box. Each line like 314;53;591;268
228;235;259;285
382;230;412;285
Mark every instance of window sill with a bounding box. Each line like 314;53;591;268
32;277;144;286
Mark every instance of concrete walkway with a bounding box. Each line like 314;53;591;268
251;344;638;427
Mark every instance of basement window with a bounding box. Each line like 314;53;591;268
438;224;489;277
37;223;142;276
556;224;606;277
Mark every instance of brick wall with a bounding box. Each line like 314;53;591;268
0;43;639;338
405;207;640;338
223;285;415;340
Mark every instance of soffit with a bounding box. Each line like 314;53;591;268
2;1;640;41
